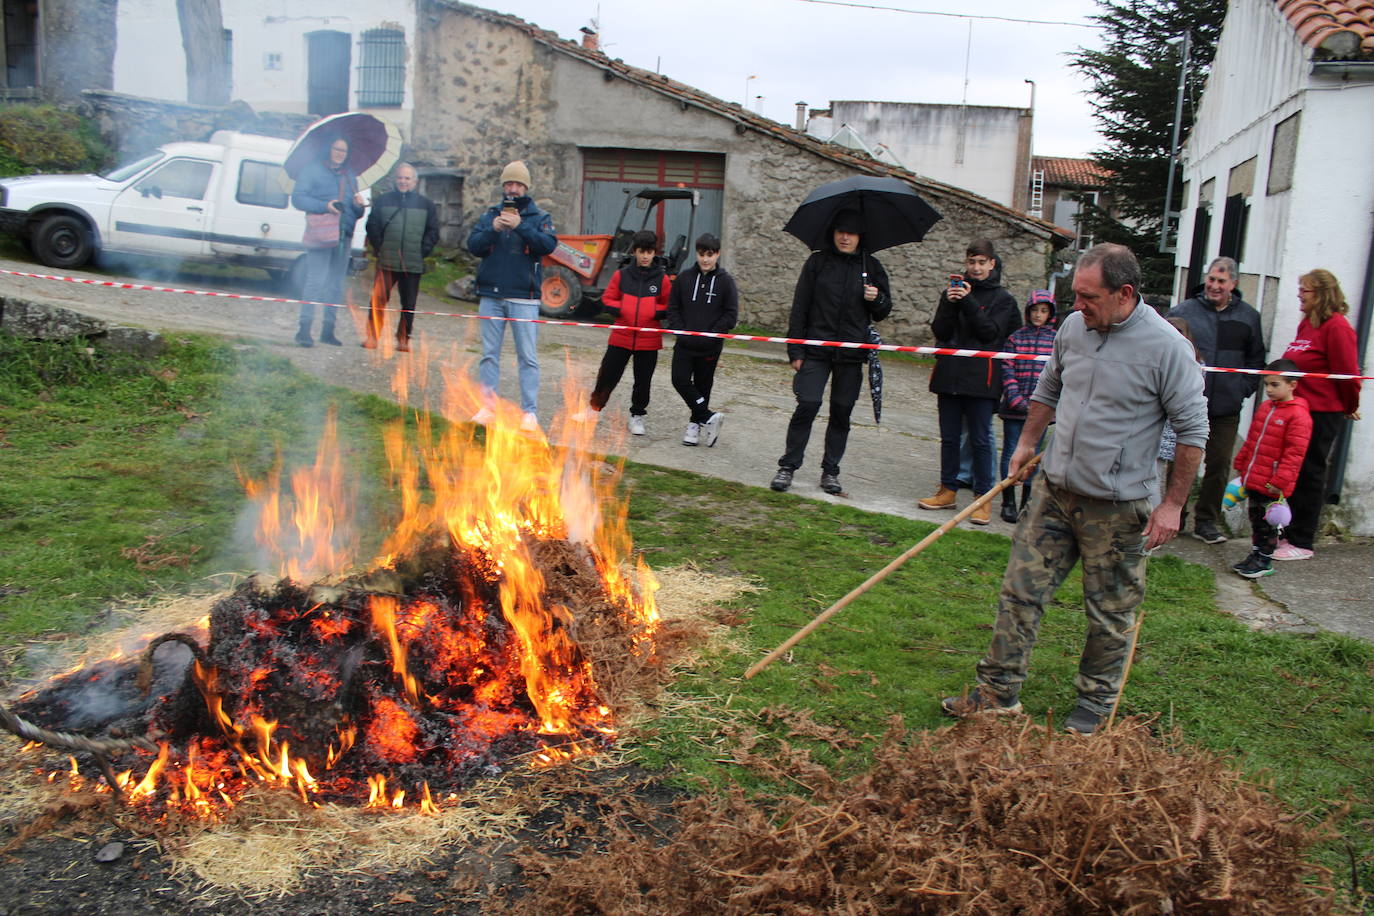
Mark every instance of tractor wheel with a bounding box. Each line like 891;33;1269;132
538;266;583;319
31;213;94;269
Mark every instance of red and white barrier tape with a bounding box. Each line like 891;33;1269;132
3;266;1370;382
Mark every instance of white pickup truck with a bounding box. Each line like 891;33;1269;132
0;130;365;289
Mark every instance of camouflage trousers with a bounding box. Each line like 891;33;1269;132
975;477;1151;716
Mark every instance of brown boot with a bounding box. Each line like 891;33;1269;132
970;499;991;525
917;485;957;510
396;334;410;353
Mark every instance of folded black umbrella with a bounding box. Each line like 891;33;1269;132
867;325;883;424
783;175;942;253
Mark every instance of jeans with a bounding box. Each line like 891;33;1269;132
938;395;996;495
298;240;349;334
1000;417;1043;483
478;296;540;414
778;358;863;475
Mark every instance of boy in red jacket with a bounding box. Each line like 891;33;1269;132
1230;359;1313;579
581;230;672;435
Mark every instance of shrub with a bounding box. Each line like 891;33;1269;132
0;104;109;177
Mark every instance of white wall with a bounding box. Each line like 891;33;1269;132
114;0;416;132
810;101;1026;207
1177;0;1374;535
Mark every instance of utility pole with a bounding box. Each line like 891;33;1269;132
1159;32;1191;253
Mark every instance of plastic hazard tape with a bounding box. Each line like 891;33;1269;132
3;266;1370;383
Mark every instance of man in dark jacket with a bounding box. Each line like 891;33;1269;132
666;233;739;447
770;209;891;496
364;163;438;352
1168;256;1265;544
918;239;1022;524
466;161;558;431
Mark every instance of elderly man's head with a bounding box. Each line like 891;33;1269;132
1203;257;1238;309
1071;243;1141;331
393;163;418;192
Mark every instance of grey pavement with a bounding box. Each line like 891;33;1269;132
3;255;1370;641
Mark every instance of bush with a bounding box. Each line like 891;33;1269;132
0;104;109;177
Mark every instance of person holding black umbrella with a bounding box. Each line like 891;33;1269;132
770;209;891;495
291;136;368;347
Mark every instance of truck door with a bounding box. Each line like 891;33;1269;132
209;156;296;263
108;158;215;257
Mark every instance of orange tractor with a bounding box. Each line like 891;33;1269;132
538;186;700;318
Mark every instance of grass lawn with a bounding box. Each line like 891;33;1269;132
0;332;1369;902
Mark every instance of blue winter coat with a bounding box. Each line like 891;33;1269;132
466;196;557;300
290;160;364;243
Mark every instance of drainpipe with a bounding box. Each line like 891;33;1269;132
1324;225;1374;504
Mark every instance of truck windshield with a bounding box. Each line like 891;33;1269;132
101;152;164;182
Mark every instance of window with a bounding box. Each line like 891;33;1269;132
1267;111;1300;195
237;160;289;209
357;29;405;107
135;159;214;200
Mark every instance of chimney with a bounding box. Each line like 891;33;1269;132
580;26;599;52
795;101;807;132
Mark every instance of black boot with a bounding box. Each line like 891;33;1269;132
295;323;313;347
1020;484;1032;509
1000;489;1018;523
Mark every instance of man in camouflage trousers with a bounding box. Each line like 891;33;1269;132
942;243;1208;735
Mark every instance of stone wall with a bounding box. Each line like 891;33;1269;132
78;90;314;160
410;1;1061;346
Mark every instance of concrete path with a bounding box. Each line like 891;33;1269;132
3;256;1370;641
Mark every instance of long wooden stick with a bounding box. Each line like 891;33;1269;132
1106;605;1147;729
744;455;1042;679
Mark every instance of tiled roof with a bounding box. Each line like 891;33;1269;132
1031;156;1112;188
436;2;1072;242
1276;0;1374;59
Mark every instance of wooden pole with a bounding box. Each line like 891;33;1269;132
744;455;1042;680
1105;606;1147;729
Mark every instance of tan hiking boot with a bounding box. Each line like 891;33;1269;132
917;485;956;510
970;500;991;525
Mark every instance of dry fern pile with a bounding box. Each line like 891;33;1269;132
501;716;1336;914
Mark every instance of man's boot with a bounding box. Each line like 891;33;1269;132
395;332;410;353
1020;484;1032;510
1000;489;1018;523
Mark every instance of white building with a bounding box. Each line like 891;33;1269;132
1175;0;1373;534
113;0;418;134
805;100;1032;210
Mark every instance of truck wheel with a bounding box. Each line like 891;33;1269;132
539;266;583;319
32;213;94;269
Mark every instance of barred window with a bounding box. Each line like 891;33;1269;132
356;29;405;108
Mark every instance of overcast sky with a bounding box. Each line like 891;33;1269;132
489;0;1108;159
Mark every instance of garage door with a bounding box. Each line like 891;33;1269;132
581;149;724;266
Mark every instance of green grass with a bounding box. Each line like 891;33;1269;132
0;333;1368;900
0;334;403;640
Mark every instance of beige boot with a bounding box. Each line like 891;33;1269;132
917;485;957;510
970;499;991;525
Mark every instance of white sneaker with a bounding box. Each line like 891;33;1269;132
703;412;724;447
471;407;495;425
520;412;540;432
569;408;599;423
628;414;647;436
682;422;700;446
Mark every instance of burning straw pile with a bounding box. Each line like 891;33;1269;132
502;717;1337;914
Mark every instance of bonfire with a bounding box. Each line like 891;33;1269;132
5;367;660;820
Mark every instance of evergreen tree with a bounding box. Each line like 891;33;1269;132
1070;0;1228;294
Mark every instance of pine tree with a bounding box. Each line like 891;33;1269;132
1070;0;1228;294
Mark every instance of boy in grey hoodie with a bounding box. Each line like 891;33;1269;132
942;243;1208;736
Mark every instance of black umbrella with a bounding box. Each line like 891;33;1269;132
783;175;941;253
281;112;403;190
867;325;884;424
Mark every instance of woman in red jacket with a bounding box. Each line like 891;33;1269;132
1229;359;1312;578
581;230;672;435
1274;269;1363;560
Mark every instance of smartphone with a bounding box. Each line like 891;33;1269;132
949;274;965;289
501;200;518;213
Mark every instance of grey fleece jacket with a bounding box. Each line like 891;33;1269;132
1032;300;1208;502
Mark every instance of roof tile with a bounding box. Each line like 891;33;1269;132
1031;156;1112;188
1275;0;1374;59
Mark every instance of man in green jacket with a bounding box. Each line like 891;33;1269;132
364;163;439;352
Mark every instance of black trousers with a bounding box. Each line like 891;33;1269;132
1286;410;1345;550
778;357;863;475
670;343;723;424
371;268;422;337
590;345;658;415
1193;412;1241;526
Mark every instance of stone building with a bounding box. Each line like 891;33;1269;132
410;1;1070;345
